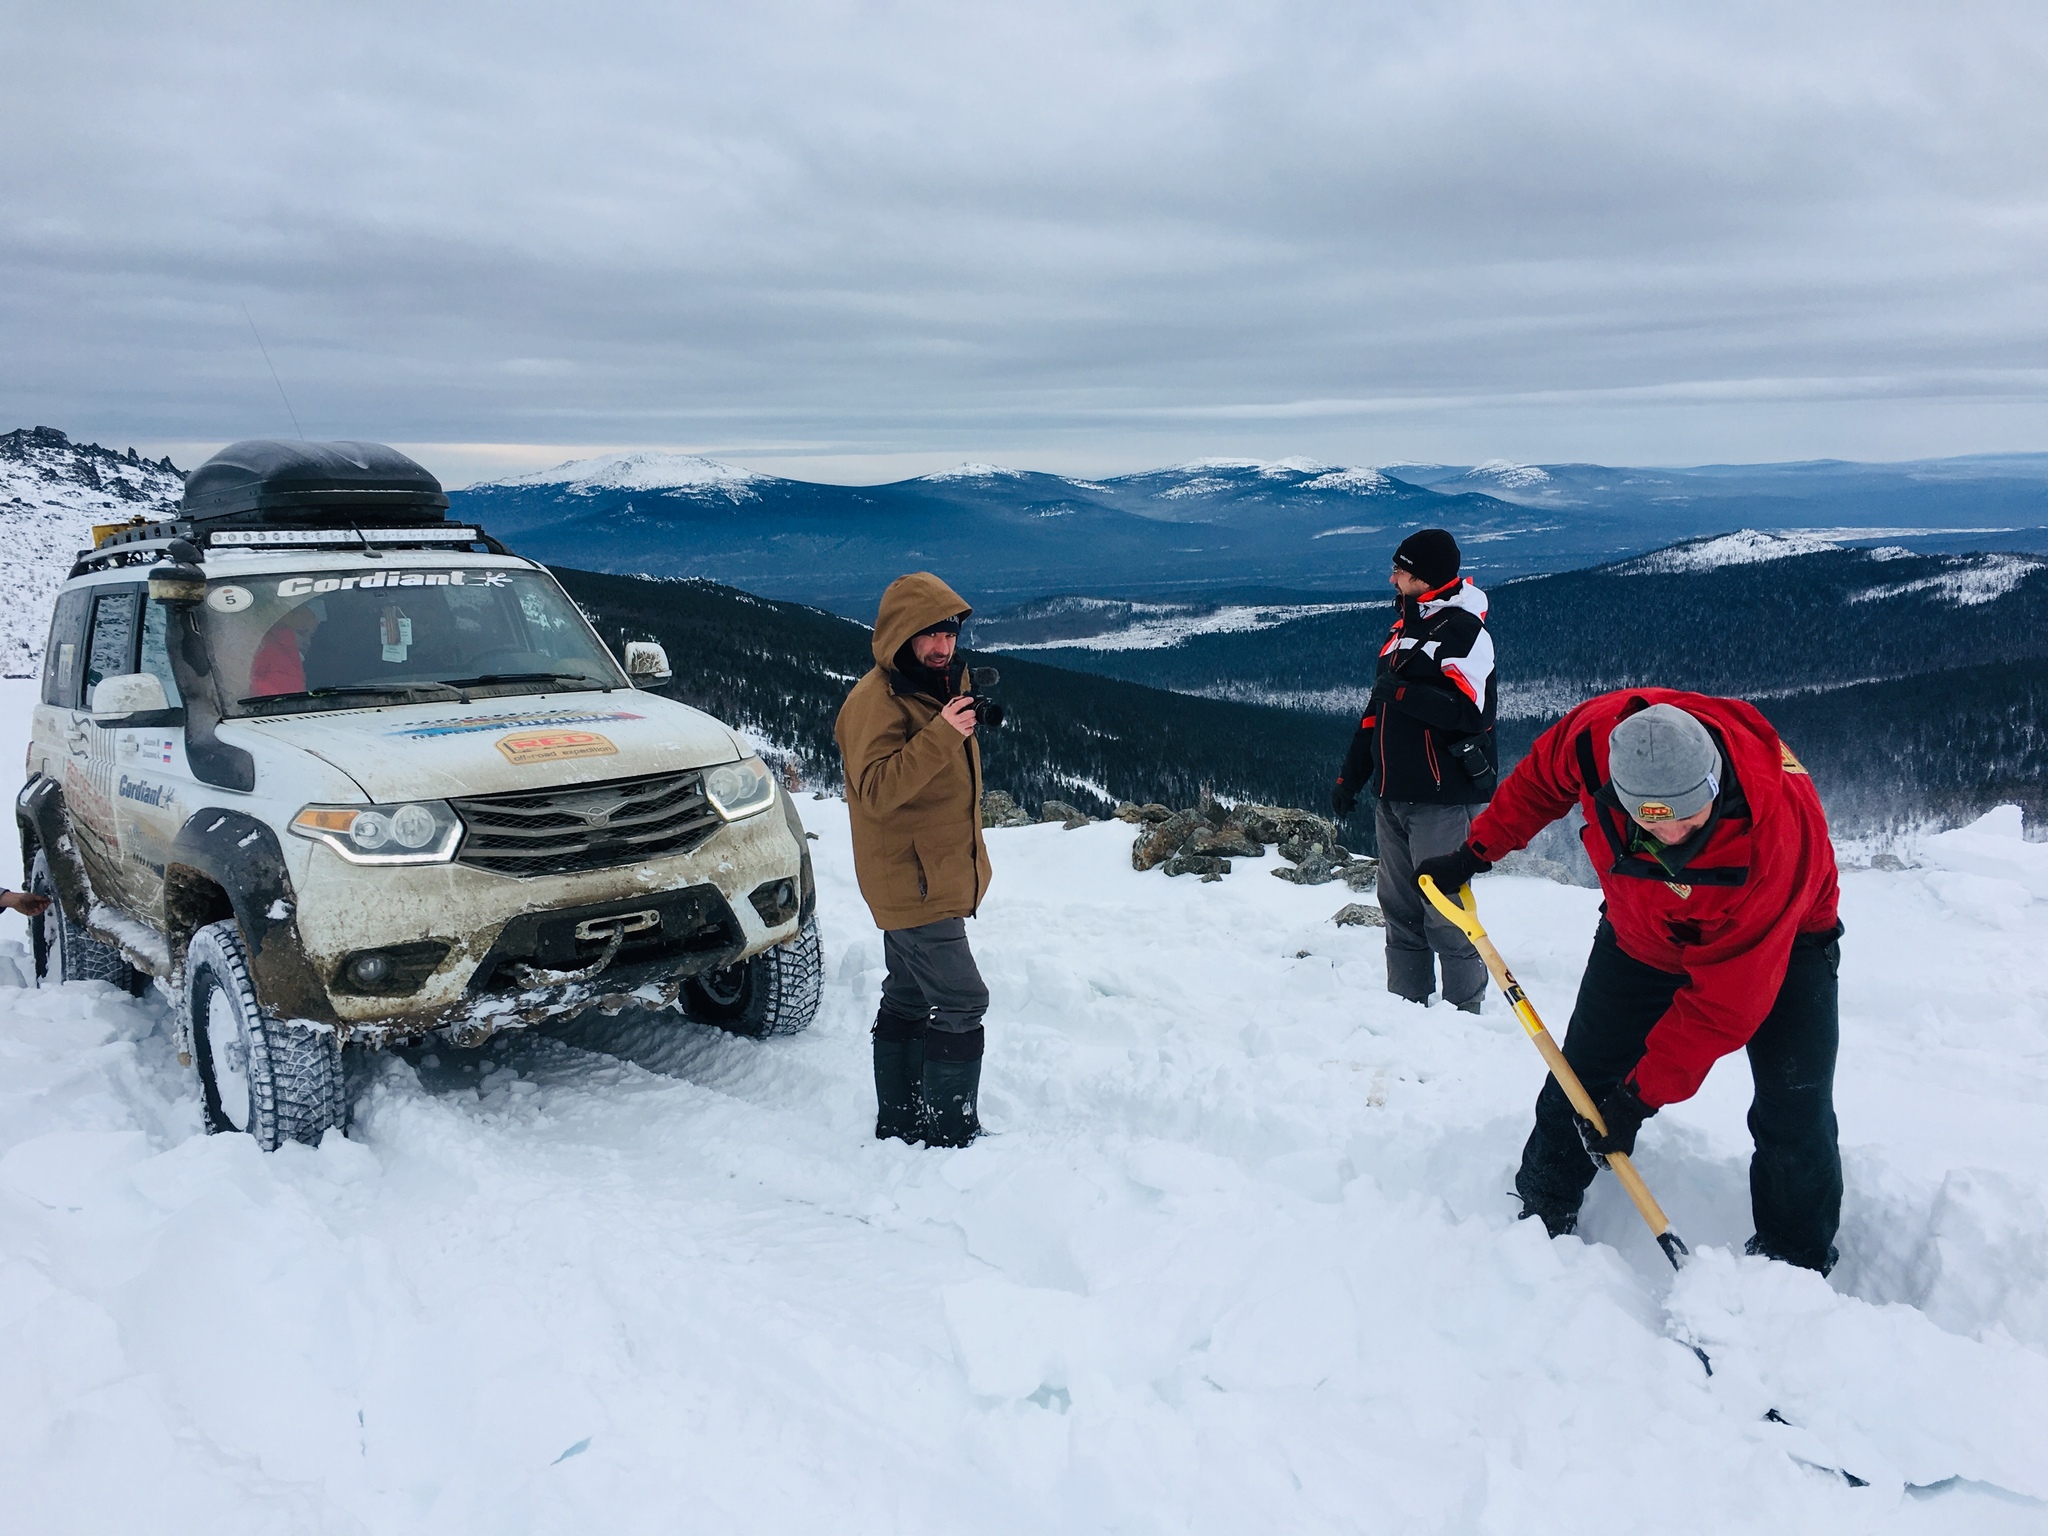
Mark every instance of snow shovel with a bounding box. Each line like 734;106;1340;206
1418;875;1692;1273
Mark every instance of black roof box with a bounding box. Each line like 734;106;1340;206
180;439;449;523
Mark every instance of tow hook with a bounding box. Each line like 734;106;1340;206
508;921;630;988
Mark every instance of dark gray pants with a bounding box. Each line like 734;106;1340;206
880;917;989;1044
1375;798;1487;1007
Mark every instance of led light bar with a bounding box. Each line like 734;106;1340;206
209;526;483;547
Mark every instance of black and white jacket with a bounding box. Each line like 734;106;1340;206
1336;578;1498;807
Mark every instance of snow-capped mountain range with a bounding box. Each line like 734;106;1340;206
0;427;184;677
455;448;2048;611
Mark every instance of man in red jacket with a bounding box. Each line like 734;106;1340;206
1417;691;1844;1274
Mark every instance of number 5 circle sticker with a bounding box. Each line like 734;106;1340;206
205;585;254;612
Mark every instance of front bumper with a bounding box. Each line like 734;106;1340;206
285;805;803;1044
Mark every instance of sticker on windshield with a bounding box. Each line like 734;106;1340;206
497;730;619;765
389;707;647;740
275;571;508;597
206;585;254;613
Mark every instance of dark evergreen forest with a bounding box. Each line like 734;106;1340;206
554;568;1355;818
557;561;2048;839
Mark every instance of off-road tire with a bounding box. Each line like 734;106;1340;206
27;851;145;993
184;919;347;1150
681;914;824;1038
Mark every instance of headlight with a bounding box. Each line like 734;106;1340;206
703;756;776;821
290;801;464;864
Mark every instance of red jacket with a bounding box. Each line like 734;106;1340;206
1466;689;1840;1109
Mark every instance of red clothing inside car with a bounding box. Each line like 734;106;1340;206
249;622;307;697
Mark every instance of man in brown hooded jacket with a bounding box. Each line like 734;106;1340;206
834;571;995;1146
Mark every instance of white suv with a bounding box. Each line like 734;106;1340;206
19;439;821;1149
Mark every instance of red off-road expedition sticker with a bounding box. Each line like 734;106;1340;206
495;730;619;764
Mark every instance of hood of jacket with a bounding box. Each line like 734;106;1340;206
872;572;973;671
1416;577;1488;622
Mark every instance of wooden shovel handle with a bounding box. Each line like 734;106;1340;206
1418;876;1680;1248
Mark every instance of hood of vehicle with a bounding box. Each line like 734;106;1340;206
223;690;746;802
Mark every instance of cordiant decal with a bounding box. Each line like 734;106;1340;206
387;707;648;741
275;570;510;597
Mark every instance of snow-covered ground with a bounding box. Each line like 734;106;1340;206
3;676;2046;1532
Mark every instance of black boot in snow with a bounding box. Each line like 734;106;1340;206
1519;1200;1578;1239
919;1026;984;1148
1745;1233;1839;1277
872;1008;926;1143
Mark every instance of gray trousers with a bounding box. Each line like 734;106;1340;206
1376;799;1488;1008
880;917;990;1037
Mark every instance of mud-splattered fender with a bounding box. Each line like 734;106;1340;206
167;810;338;1025
16;775;93;928
777;785;818;923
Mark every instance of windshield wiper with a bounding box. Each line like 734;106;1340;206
239;682;471;708
440;670;615;693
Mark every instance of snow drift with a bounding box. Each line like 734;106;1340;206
0;670;2044;1530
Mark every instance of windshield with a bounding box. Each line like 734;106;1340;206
202;565;629;717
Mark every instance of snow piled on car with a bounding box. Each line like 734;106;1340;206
1;666;2045;1527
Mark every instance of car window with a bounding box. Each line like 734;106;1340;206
199;565;629;716
139;599;184;708
84;589;142;702
42;589;92;708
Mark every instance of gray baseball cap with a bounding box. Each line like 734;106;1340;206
1607;704;1721;824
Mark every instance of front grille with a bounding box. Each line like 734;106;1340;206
452;771;721;877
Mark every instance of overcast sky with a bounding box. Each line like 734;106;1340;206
6;1;2046;486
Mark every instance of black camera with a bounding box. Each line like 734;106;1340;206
968;666;1005;729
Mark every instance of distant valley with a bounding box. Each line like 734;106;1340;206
449;449;2048;614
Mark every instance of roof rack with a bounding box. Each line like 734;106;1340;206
68;437;511;577
69;518;509;579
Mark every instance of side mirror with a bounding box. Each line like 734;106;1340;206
91;672;171;722
148;560;207;605
624;641;672;685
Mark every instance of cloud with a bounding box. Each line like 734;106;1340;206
5;0;2047;475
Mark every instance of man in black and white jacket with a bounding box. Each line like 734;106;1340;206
1331;528;1498;1011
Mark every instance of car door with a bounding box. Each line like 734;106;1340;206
66;583;143;915
108;595;192;921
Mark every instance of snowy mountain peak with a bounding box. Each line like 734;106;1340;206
1614;529;1842;574
1299;467;1392;494
1172;456;1334;478
1;426;186;677
917;463;1027;482
1464;459;1552;489
485;451;764;497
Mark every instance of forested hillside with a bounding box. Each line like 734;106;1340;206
552;568;1355;819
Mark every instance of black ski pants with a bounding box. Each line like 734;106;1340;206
1515;919;1843;1272
876;917;988;1062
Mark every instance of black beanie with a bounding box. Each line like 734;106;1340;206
1394;528;1460;589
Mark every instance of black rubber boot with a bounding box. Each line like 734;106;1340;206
872;1008;926;1143
1746;1233;1839;1277
1519;1200;1579;1239
919;1026;984;1147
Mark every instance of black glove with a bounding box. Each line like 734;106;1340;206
1368;675;1397;708
1331;781;1359;817
1414;842;1491;895
1578;1080;1655;1167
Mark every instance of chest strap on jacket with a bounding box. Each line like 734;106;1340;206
1575;727;1750;888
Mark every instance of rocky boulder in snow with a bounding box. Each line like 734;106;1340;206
980;791;1037;829
1332;902;1386;927
1131;808;1203;870
1039;800;1094;830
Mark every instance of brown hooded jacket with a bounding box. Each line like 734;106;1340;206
834;572;993;929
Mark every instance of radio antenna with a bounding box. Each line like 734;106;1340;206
241;302;305;440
